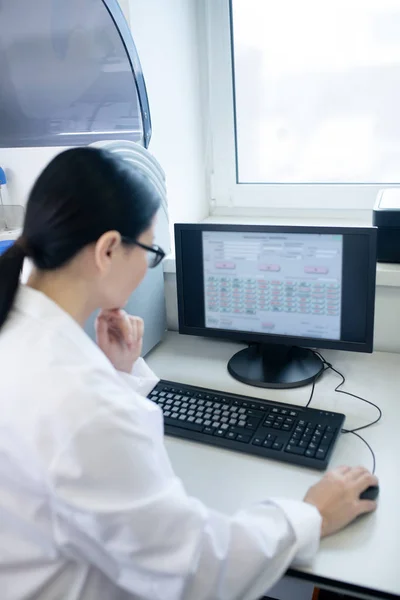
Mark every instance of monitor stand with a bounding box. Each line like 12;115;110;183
227;344;324;389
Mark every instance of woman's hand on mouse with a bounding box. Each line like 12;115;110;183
304;466;379;538
96;309;144;373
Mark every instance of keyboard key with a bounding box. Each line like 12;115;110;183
271;408;279;414
265;433;276;441
305;449;316;458
237;434;251;443
316;447;328;460
263;440;273;448
195;418;204;425
239;408;246;414
280;409;288;415
205;401;213;408
321;433;334;445
226;431;236;440
168;419;203;432
326;426;337;434
285;445;305;456
288;437;297;446
203;427;214;435
178;415;187;421
299;420;306;426
273;423;282;429
289;411;298;417
171;412;179;419
264;420;273;428
229;419;238;426
252;437;263;446
164;410;171;418
204;420;212;427
214;429;225;437
247;409;264;418
238;420;246;427
212;422;221;428
273;442;283;451
282;424;292;431
242;401;250;408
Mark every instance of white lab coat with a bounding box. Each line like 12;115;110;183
0;286;321;600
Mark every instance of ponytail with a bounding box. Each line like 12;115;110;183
0;240;27;330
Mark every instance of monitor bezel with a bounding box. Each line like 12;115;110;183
175;223;377;354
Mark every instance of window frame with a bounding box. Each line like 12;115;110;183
205;0;400;213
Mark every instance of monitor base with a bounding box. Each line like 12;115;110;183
228;344;324;389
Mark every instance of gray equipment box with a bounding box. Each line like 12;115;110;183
373;190;400;264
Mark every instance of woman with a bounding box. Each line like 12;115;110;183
0;148;378;600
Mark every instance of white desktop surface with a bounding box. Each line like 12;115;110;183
146;332;400;598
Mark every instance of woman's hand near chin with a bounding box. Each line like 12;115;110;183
96;309;144;373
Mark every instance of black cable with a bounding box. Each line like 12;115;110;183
312;351;382;433
343;430;376;475
308;351;381;474
304;363;329;408
305;377;316;408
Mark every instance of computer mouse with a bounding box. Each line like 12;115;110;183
359;485;379;501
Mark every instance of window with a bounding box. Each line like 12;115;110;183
206;0;400;211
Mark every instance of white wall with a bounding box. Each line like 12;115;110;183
0;0;208;231
127;0;208;228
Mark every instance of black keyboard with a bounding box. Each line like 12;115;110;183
149;380;345;470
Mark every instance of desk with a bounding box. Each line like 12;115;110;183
146;332;400;600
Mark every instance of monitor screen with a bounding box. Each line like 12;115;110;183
175;224;377;355
203;230;343;341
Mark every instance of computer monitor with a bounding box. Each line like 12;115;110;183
175;224;377;389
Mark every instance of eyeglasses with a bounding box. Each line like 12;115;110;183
122;237;166;268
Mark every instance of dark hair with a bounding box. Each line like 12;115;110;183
0;147;161;330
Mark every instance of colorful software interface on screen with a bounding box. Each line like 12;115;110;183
203;231;343;340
